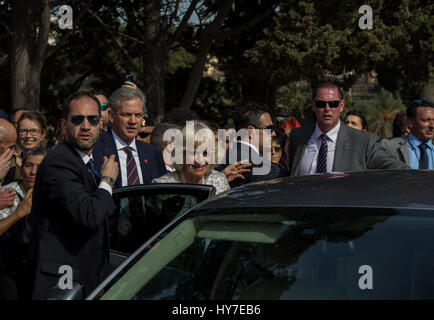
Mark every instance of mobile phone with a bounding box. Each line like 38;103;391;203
124;74;133;82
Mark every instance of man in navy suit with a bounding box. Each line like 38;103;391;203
27;91;119;299
93;87;166;187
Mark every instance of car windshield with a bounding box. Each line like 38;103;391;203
96;207;434;300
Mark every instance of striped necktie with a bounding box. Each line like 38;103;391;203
316;133;328;173
123;146;140;185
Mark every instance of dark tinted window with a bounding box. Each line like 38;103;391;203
98;207;434;300
110;185;214;255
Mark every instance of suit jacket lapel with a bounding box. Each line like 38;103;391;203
333;125;350;172
398;137;410;165
293;126;314;175
137;142;148;183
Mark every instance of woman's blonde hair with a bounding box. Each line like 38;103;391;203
173;120;225;173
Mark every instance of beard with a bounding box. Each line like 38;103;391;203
65;126;100;153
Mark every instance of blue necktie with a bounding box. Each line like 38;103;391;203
87;158;100;185
316;134;328;173
419;143;429;169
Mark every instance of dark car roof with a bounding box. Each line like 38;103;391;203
196;170;434;211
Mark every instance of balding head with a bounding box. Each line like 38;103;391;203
0;119;17;154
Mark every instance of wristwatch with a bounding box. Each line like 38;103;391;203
101;176;115;188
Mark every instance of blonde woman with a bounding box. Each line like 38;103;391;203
153;121;230;194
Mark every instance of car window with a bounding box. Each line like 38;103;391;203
109;184;215;256
95;207;434;300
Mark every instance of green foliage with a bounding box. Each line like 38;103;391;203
349;88;405;139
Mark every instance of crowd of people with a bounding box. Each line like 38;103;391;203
0;80;432;300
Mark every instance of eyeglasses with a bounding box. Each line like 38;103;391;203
271;146;281;152
138;131;151;139
315;100;341;108
70;115;101;126
412;100;434;107
18;129;41;137
100;103;110;111
257;125;276;132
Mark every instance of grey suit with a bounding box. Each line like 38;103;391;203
381;136;410;166
288;124;409;176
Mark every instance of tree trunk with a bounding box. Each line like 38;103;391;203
10;0;50;111
142;0;166;123
178;0;233;111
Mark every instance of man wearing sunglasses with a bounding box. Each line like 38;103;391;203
93;92;111;133
27;91;119;299
93;86;166;188
288;81;408;175
382;99;434;169
216;102;285;188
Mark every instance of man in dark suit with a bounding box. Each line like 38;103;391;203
93;87;166;187
27;91;119;299
217;102;286;188
289;81;408;176
382;99;434;169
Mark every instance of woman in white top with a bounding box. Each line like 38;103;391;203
153;120;230;194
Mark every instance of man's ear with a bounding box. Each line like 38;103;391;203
246;126;255;139
407;117;415;130
60;118;66;131
340;99;345;113
109;108;115;124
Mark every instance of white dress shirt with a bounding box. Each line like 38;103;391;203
74;148;112;195
112;130;144;186
299;121;341;175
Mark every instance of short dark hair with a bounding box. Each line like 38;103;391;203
17;111;48;133
63;91;101;119
150;122;182;151
406;99;434;119
344;111;368;130
312;81;344;100
22;146;48;164
234;102;272;131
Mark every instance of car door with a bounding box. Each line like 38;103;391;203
101;183;216;280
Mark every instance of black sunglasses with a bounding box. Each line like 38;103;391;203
412;99;434;107
315;100;341;108
70;115;101;126
138;131;151;139
100;103;110;111
257;125;276;132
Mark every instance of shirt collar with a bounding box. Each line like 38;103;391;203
111;129;138;152
74;148;94;165
239;140;259;155
408;133;434;150
313;120;341;142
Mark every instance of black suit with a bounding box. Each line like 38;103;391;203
27;141;115;299
218;141;286;188
93;130;166;187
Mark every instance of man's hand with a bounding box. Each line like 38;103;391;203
16;188;33;218
0;186;16;210
222;160;252;183
101;154;119;182
121;81;137;89
0;148;13;180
